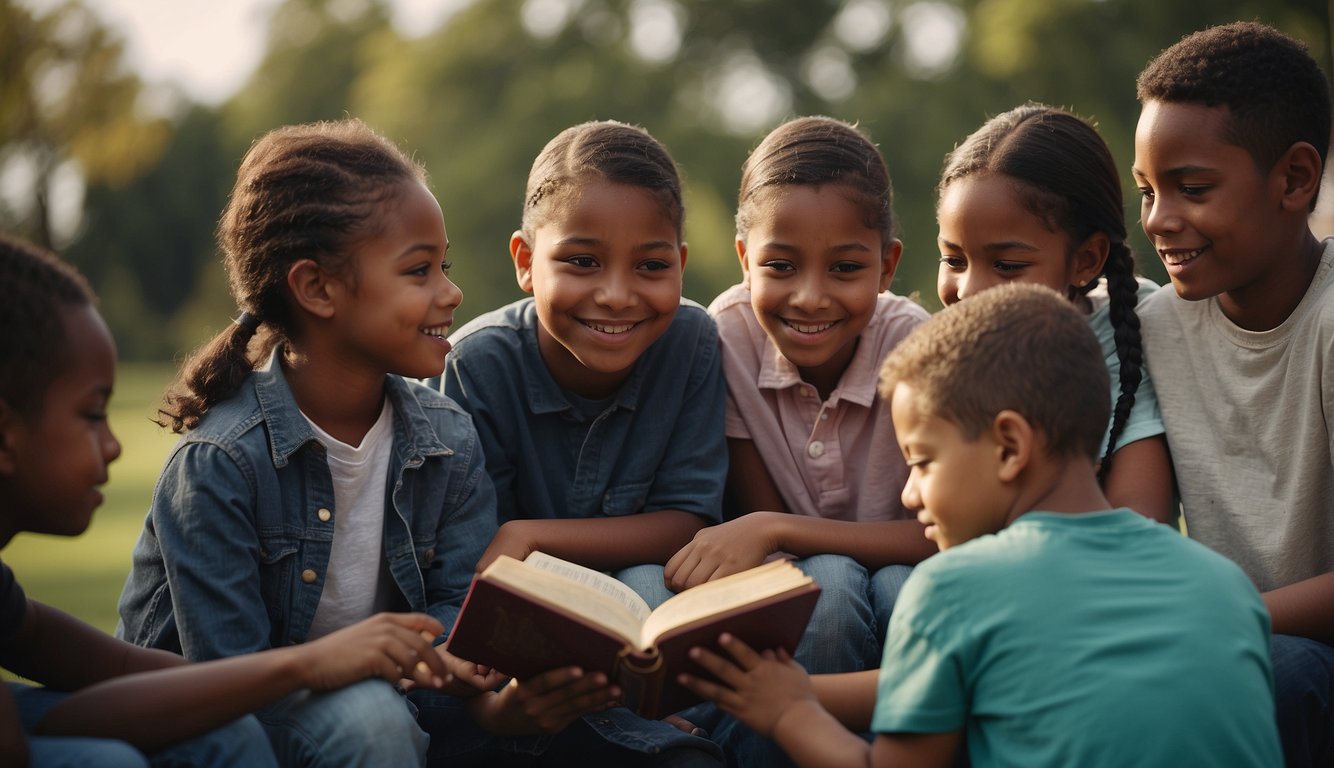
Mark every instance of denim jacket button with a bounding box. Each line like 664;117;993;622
301;569;318;584
317;507;332;522
424;548;436;561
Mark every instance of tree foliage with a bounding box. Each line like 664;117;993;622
41;0;1334;358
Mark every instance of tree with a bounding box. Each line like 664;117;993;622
0;0;169;249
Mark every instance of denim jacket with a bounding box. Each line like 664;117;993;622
117;350;497;661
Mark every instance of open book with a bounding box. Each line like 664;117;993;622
444;552;821;718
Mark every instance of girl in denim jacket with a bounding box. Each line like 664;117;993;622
117;119;614;767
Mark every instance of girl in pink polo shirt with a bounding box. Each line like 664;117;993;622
664;116;931;768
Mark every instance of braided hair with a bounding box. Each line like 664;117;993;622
158;118;427;432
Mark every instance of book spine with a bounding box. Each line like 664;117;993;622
615;647;665;718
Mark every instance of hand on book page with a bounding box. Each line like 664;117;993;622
445;551;821;718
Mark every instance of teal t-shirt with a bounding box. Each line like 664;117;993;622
871;509;1280;767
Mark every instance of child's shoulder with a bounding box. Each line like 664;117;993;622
449;298;537;352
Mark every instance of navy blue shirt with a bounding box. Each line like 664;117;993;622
441;298;726;526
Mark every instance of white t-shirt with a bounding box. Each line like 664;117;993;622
1138;238;1334;592
304;398;398;639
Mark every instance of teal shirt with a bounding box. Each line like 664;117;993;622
872;510;1280;767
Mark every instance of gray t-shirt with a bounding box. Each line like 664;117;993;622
1138;239;1334;592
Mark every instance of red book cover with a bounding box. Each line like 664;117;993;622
444;556;821;719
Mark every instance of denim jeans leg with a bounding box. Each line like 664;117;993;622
10;683;150;768
791;554;876;674
614;563;675;610
148;714;277;767
869;564;914;656
257;678;429;767
1271;633;1334;768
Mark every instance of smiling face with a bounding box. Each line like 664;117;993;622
328;180;461;381
891;382;1009;550
936;174;1104;306
1133;100;1297;323
3;303;122;539
740;184;897;396
514;179;686;399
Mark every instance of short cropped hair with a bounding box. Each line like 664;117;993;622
1137;21;1331;173
879;283;1110;461
0;234;96;416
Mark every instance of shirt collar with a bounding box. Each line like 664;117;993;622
754;324;882;409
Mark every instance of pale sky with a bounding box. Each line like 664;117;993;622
22;0;468;105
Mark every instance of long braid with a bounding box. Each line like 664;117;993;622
1097;241;1143;481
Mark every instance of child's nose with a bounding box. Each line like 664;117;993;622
436;272;463;309
595;272;635;309
103;427;122;464
790;274;827;310
1142;196;1181;236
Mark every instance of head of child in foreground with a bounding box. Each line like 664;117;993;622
735;116;900;391
1134;21;1330;302
511;120;687;398
936;104;1133;308
879;283;1110;550
160;118;458;432
0;235;120;544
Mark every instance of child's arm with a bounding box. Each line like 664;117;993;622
666;513;935;591
15;601;453;752
1264;572;1334;644
1102;436;1176;524
680;634;962;768
479;510;706;572
726;437;788;517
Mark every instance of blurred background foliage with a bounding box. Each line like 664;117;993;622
3;0;1331;362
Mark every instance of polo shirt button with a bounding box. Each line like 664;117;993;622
807;441;825;458
302;569;318;584
317;508;332;522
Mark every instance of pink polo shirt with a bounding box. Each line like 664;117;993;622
708;283;929;522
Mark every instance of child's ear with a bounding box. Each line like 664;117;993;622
1275;142;1323;213
678;241;688;272
510;231;535;294
879;239;904;292
991;409;1033;483
0;399;22;476
286;259;337;319
736;238;750;289
1071;232;1110;290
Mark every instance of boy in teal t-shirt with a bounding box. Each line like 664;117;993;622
679;284;1280;768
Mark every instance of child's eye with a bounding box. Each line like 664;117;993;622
994;261;1027;274
639;259;671;272
406;263;431;278
1137;187;1155;201
566;255;598;269
440;260;453;275
761;260;795;273
1180;185;1210;197
938;255;966;272
830;262;866;274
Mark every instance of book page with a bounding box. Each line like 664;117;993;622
639;560;812;647
523;552;653;623
478;554;649;646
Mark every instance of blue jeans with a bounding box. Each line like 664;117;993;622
869;564;914;648
256;678;428;767
10;683;274;767
1271;634;1334;768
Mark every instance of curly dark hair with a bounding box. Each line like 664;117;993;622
0;234;96;417
1137;21;1331;183
158;118;427;433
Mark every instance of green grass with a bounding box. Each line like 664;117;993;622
4;363;178;635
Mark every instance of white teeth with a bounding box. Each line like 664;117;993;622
421;325;449;338
787;320;835;334
586;321;635;334
1160;247;1204;266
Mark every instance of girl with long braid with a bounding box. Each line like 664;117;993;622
934;103;1174;523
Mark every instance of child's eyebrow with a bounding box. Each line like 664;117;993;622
938;236;1037;253
1132;163;1214;179
395;242;446;259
